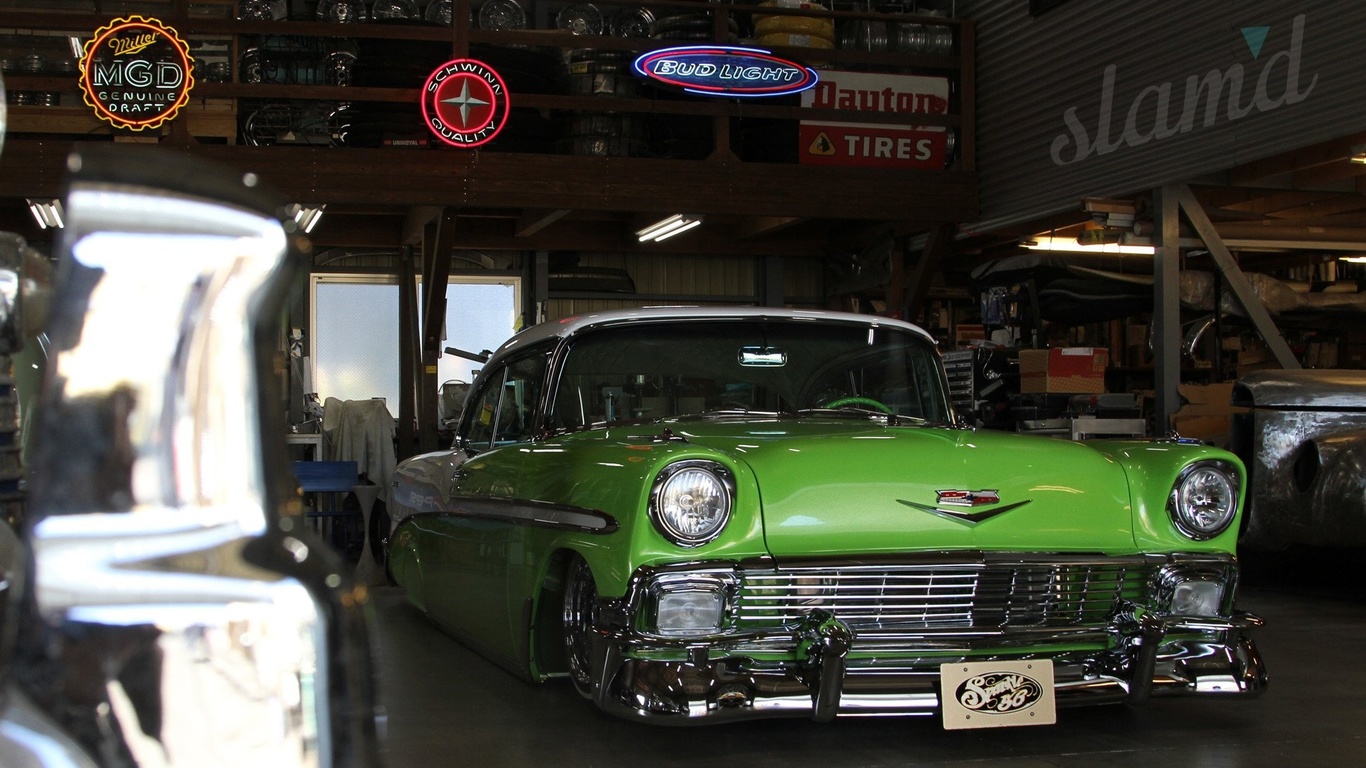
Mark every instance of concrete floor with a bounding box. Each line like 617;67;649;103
368;549;1365;768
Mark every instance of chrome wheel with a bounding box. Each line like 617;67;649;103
562;556;597;697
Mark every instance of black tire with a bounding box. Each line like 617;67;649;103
368;498;393;583
562;555;598;698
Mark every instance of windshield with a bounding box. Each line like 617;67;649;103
550;319;952;429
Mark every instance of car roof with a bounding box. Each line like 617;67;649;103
489;306;938;363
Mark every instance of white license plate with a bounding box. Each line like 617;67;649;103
939;659;1056;730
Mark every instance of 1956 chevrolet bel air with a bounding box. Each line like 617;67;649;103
386;307;1266;727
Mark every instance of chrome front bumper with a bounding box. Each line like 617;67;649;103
586;609;1267;724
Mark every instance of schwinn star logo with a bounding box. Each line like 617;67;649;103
421;58;510;148
897;489;1030;526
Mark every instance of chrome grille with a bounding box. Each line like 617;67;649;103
735;560;1151;632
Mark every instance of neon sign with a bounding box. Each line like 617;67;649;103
79;16;194;131
421;59;511;148
632;45;818;98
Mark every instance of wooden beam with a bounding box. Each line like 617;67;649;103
419;210;456;452
735;216;802;240
905;224;953;319
1171;184;1299;370
402;205;443;245
0;141;979;222
1291;157;1366;188
515;208;572;238
1225;130;1366;185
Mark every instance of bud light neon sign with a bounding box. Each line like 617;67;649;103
632;45;818;98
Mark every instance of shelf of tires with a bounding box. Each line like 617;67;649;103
0;0;964;164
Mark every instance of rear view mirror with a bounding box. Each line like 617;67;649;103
738;345;787;367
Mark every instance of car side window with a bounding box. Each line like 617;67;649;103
464;367;505;451
462;346;550;451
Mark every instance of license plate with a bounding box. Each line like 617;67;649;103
939;659;1056;730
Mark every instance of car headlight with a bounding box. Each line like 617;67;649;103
1171;580;1226;617
649;460;734;547
1168;461;1240;540
646;570;738;637
656;589;726;636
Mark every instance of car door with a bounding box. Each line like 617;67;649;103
422;346;550;665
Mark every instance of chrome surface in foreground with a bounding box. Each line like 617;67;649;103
8;148;380;766
586;555;1265;723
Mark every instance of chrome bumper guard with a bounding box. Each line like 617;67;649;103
590;606;1267;724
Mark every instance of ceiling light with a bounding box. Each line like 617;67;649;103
1340;255;1366;263
636;214;702;242
1351;144;1366;164
27;199;65;229
1024;235;1155;255
287;203;325;234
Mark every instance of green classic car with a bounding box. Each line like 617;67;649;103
386;307;1265;727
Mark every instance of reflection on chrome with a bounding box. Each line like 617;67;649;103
11;148;380;767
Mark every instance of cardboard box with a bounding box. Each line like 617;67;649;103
1170;382;1249;448
1019;347;1109;393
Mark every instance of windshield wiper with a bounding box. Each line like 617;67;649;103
796;408;928;427
693;407;781;419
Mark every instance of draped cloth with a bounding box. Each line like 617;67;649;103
322;397;397;503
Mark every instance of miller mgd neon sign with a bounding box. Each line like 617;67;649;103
79;15;195;131
632;45;818;98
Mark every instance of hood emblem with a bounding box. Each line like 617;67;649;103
937;489;999;507
898;489;1031;526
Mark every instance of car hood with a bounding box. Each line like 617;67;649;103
671;418;1137;557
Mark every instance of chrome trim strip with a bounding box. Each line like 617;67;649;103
896;499;1032;525
436;495;619;533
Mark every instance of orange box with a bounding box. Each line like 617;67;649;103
1019;347;1109;393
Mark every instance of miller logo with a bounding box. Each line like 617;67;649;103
421;59;510;148
79;16;194;131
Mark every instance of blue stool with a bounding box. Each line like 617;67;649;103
293;460;359;557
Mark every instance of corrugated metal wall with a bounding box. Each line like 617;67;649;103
962;0;1366;233
547;252;826;319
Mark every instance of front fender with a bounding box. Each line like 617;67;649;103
1086;440;1247;552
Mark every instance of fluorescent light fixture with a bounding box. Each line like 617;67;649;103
1024;235;1155;255
1340;255;1366;263
636;214;702;242
1351;144;1366;164
27;199;65;229
287;203;325;234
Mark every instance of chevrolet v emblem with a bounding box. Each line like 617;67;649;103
897;489;1031;526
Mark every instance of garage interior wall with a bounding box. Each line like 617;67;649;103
963;0;1366;232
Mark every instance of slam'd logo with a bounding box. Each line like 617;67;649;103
421;59;510;148
79;15;194;131
940;660;1055;729
954;671;1044;714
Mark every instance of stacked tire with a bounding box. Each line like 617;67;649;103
561;49;647;157
752;1;835;58
645;8;738;159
